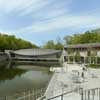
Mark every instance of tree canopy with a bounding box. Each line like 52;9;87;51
1;28;100;50
64;30;100;45
42;29;100;50
43;37;64;50
0;33;38;50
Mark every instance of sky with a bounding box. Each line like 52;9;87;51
0;0;100;46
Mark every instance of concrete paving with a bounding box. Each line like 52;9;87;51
45;63;100;100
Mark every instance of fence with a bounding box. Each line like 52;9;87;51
46;88;100;100
0;88;46;100
80;88;100;100
1;88;100;100
47;89;74;100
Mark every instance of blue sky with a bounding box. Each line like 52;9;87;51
0;0;100;46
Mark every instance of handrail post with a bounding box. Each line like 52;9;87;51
61;94;63;100
5;96;7;100
80;88;83;100
24;90;26;100
99;88;100;100
88;90;90;100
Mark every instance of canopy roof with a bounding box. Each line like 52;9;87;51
11;49;62;56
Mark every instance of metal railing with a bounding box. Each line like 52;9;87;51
47;89;74;100
0;88;46;100
45;88;100;100
80;88;100;100
1;87;100;100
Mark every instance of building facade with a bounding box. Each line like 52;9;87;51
64;43;100;64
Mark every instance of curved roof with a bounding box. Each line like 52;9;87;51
11;49;62;56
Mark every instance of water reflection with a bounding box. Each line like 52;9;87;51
0;61;53;96
0;68;26;82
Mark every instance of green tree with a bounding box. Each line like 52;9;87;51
0;33;38;50
55;37;63;50
64;30;100;45
43;40;55;49
43;37;63;50
75;51;81;63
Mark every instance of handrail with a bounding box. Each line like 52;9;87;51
37;96;46;100
47;90;74;100
45;87;100;100
0;88;46;100
15;88;46;100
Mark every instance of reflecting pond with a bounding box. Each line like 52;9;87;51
0;61;53;96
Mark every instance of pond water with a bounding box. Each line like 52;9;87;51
0;61;53;97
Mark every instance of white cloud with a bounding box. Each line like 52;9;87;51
16;14;100;34
0;0;72;17
19;0;52;16
0;0;100;36
0;0;46;14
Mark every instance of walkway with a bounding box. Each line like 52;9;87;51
45;63;100;100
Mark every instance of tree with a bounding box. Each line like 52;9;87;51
0;33;38;50
43;37;63;50
55;37;63;50
64;35;72;45
75;51;81;63
43;40;55;49
64;31;100;45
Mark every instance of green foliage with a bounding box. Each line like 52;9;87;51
88;64;100;68
43;40;55;49
43;29;100;50
67;48;74;55
75;51;81;62
64;30;100;45
0;33;38;50
87;50;91;56
43;37;64;50
0;67;26;81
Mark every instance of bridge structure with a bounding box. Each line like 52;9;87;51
9;49;62;66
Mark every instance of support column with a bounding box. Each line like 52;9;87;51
89;57;91;64
67;56;69;64
63;56;65;63
96;57;97;64
73;56;75;64
84;57;85;64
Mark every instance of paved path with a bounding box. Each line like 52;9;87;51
45;63;100;100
